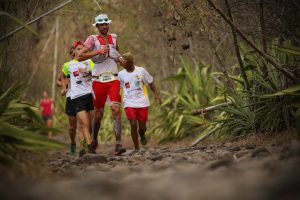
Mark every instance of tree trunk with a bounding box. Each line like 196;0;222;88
207;36;235;94
224;0;250;91
52;17;59;100
259;0;269;78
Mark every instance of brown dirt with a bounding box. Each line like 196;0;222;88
1;131;300;200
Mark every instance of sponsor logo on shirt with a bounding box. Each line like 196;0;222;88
125;82;130;88
73;70;79;77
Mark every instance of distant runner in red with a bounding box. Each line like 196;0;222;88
40;91;55;138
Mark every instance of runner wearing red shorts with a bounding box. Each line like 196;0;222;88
78;14;126;155
119;52;161;151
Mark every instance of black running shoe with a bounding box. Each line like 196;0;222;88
88;144;96;154
79;149;86;157
89;140;98;154
69;143;76;155
115;144;126;156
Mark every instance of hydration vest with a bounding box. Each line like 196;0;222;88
92;33;120;64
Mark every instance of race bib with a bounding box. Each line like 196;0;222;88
98;72;117;83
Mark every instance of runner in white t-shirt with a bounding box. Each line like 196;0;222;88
61;41;95;156
56;46;78;155
118;52;161;151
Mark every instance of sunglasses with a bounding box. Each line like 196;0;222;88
97;18;109;22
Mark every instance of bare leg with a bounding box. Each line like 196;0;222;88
68;116;77;144
93;108;104;142
77;111;92;145
130;119;139;150
138;121;147;136
88;110;94;134
47;119;53;138
111;105;122;142
138;121;147;145
111;105;125;155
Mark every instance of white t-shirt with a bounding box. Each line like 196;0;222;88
63;59;93;99
118;66;154;108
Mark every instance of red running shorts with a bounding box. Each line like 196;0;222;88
92;80;121;110
124;107;149;122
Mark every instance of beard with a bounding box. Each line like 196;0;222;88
100;28;109;35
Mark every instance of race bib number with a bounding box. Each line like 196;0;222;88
98;72;116;83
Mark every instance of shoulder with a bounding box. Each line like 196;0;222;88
62;60;72;68
118;69;126;76
86;35;96;40
110;33;117;38
135;66;146;72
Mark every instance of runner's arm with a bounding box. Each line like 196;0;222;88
149;81;161;105
78;46;108;61
56;72;63;87
61;74;68;96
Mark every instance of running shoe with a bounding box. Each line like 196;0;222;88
79;149;86;157
114;144;126;156
89;140;98;154
88;144;96;154
69;143;76;155
140;134;147;145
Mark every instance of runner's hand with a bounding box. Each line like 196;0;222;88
61;88;67;96
119;56;126;64
155;95;162;105
96;46;109;55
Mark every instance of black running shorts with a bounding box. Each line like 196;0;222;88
71;93;94;114
65;97;76;117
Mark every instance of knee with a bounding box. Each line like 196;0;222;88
112;106;121;117
94;109;104;120
130;120;138;127
69;125;76;134
79;120;89;129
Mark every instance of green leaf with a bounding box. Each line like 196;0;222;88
263;84;300;97
277;46;300;56
0;121;66;150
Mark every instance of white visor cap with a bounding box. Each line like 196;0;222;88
92;14;112;26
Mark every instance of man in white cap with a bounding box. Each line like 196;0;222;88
78;14;126;155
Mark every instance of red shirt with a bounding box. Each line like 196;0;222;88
40;99;53;116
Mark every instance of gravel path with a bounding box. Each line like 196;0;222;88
1;138;300;200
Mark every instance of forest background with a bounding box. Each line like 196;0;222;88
1;0;299;148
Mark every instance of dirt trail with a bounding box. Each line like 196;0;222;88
1;136;300;200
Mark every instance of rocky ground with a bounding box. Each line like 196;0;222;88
1;134;300;200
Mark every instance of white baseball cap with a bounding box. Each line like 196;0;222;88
92;14;112;26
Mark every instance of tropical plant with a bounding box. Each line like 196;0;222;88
150;58;217;142
0;81;66;166
203;40;300;138
0;12;65;167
